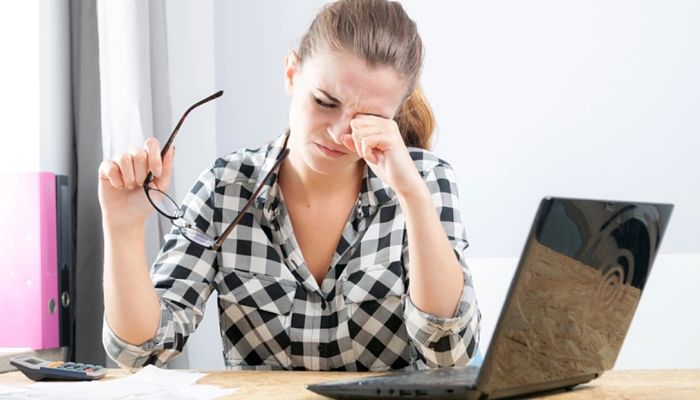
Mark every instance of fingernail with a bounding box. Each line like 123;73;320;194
155;168;162;178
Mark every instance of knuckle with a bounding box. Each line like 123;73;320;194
98;160;110;173
118;153;132;164
106;161;119;175
132;150;147;163
144;137;159;148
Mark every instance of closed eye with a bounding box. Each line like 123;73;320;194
314;96;337;109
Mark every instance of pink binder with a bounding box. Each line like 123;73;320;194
0;172;59;349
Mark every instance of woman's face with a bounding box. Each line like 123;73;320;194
285;49;408;177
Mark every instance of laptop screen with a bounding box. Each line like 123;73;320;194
477;197;673;394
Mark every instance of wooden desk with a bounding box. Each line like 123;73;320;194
1;369;699;399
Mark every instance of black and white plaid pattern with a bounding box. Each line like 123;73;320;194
103;133;480;371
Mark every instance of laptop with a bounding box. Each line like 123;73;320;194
307;197;673;399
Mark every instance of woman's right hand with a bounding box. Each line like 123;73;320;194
98;138;174;230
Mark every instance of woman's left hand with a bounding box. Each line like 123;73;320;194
342;114;423;197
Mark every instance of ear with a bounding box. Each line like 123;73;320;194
284;51;301;95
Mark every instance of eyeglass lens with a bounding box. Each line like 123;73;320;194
148;189;183;219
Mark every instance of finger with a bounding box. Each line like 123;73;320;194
350;119;388;139
341;134;356;153
144;137;163;178
351;114;386;132
155;145;174;193
354;113;382;122
358;114;397;139
351;122;384;156
98;160;125;189
361;138;379;164
116;152;136;190
360;135;388;163
130;148;148;187
352;114;375;126
352;131;363;156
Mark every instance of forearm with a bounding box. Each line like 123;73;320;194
398;185;464;318
103;222;161;345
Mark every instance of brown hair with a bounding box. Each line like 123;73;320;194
297;0;436;149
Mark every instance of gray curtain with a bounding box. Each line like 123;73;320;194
95;0;173;264
69;0;173;367
70;0;104;365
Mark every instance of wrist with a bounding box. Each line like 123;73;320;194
392;167;427;199
102;216;147;238
395;181;431;205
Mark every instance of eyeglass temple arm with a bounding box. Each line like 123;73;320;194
211;148;290;251
144;90;224;185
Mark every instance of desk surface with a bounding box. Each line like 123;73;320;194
1;368;699;399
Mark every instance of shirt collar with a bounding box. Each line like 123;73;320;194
255;131;289;216
358;164;396;218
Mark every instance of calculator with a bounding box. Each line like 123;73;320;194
9;356;107;381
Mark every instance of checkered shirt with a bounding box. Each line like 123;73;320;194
103;133;480;371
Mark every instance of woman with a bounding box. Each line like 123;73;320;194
99;0;480;371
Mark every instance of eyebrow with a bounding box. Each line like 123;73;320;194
318;88;389;119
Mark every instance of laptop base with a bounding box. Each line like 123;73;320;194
306;366;596;399
306;366;481;399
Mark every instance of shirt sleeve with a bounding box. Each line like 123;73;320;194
403;160;481;368
102;168;220;369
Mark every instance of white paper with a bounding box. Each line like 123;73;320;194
0;365;237;400
116;365;206;385
0;384;31;395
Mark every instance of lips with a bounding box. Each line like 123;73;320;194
315;142;347;157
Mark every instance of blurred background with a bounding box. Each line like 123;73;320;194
1;0;698;370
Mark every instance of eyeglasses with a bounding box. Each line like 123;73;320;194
143;90;290;251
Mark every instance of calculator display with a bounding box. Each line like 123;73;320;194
25;358;41;365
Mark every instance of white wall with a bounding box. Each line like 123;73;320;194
0;0;72;177
166;1;699;369
0;2;39;174
213;0;328;152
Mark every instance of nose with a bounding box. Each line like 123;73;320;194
327;112;353;145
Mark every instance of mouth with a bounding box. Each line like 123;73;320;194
315;142;347;158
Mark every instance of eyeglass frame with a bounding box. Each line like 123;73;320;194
143;90;290;251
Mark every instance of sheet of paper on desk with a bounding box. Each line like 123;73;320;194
1;365;237;399
0;384;31;395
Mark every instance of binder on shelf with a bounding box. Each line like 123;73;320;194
0;172;73;354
